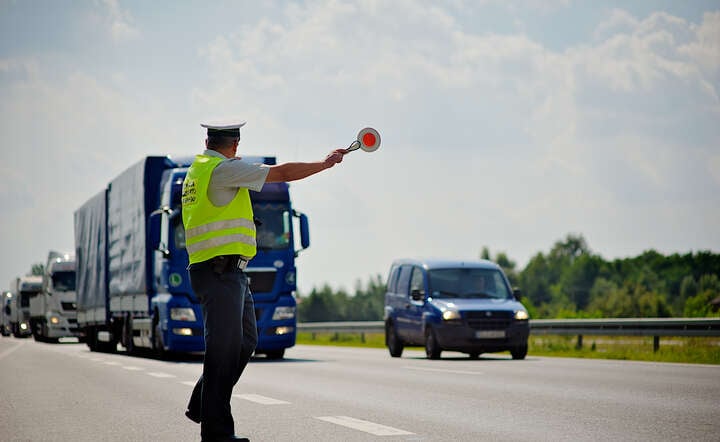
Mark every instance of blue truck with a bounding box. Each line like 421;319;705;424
74;155;309;358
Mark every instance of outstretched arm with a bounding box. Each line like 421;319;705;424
265;149;345;183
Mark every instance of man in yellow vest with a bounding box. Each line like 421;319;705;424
183;120;345;442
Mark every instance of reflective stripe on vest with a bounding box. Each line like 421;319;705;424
182;154;257;264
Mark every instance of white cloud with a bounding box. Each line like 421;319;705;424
1;1;718;293
97;0;140;41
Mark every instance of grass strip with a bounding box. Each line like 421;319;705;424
296;332;720;364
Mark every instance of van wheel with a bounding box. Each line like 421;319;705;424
511;344;528;360
425;328;441;360
265;349;285;360
386;322;404;358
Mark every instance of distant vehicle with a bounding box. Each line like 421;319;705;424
29;251;82;342
384;259;530;360
8;276;42;338
75;155;307;358
1;291;12;336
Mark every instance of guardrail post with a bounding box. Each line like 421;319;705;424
576;334;583;349
653;336;660;352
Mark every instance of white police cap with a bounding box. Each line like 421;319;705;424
201;119;246;138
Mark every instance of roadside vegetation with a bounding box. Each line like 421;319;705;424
295;233;719;364
297;233;720;321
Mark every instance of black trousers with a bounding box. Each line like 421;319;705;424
187;260;258;441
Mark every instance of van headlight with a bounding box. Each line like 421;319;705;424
272;306;296;321
170;308;196;322
442;310;461;321
514;310;529;320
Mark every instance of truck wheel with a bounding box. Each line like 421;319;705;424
153;320;168;359
386;322;404;358
31;320;45;342
425;327;441;360
511;344;528;360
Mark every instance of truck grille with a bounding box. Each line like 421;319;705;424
61;302;77;311
464;310;512;330
247;271;276;293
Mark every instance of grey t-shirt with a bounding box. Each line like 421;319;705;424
203;149;270;206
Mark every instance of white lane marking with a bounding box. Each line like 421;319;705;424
180;381;197;387
233;394;290;405
0;341;25;360
316;416;414;436
122;366;144;371
103;361;121;366
90;358;105;362
147;372;176;378
404;366;483;376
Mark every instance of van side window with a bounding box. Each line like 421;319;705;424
387;266;400;293
410;267;424;298
396;266;411;295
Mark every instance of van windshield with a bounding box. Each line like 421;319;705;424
427;268;511;300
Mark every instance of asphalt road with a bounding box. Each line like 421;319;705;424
1;337;718;442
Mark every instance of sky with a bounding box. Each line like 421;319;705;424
1;0;719;295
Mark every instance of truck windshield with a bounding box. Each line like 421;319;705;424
172;202;291;251
52;271;76;291
427;268;511;300
254;202;291;250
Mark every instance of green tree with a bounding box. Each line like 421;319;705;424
30;263;44;276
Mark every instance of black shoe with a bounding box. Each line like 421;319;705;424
201;437;249;442
185;409;201;424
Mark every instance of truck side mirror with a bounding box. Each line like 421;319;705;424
296;212;310;251
4;306;10;316
513;288;522;300
411;289;425;301
148;210;162;251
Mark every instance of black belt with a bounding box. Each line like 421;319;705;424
209;255;248;273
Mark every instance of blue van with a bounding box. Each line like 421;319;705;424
384;259;530;360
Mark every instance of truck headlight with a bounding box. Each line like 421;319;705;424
170;308;197;322
20;322;28;330
514;310;529;320
50;316;60;324
272;306;296;321
442;310;461;321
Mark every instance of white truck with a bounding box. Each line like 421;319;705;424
29;251;82;342
1;291;14;336
8;276;41;338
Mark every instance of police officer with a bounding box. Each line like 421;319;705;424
183;120;345;442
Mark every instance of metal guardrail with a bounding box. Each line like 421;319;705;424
297;318;720;351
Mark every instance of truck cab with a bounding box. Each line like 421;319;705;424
1;291;13;336
30;252;82;342
150;156;308;359
11;276;42;338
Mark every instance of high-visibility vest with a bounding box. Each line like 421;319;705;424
181;154;256;264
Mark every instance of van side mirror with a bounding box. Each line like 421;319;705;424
513;288;522;300
411;289;424;301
